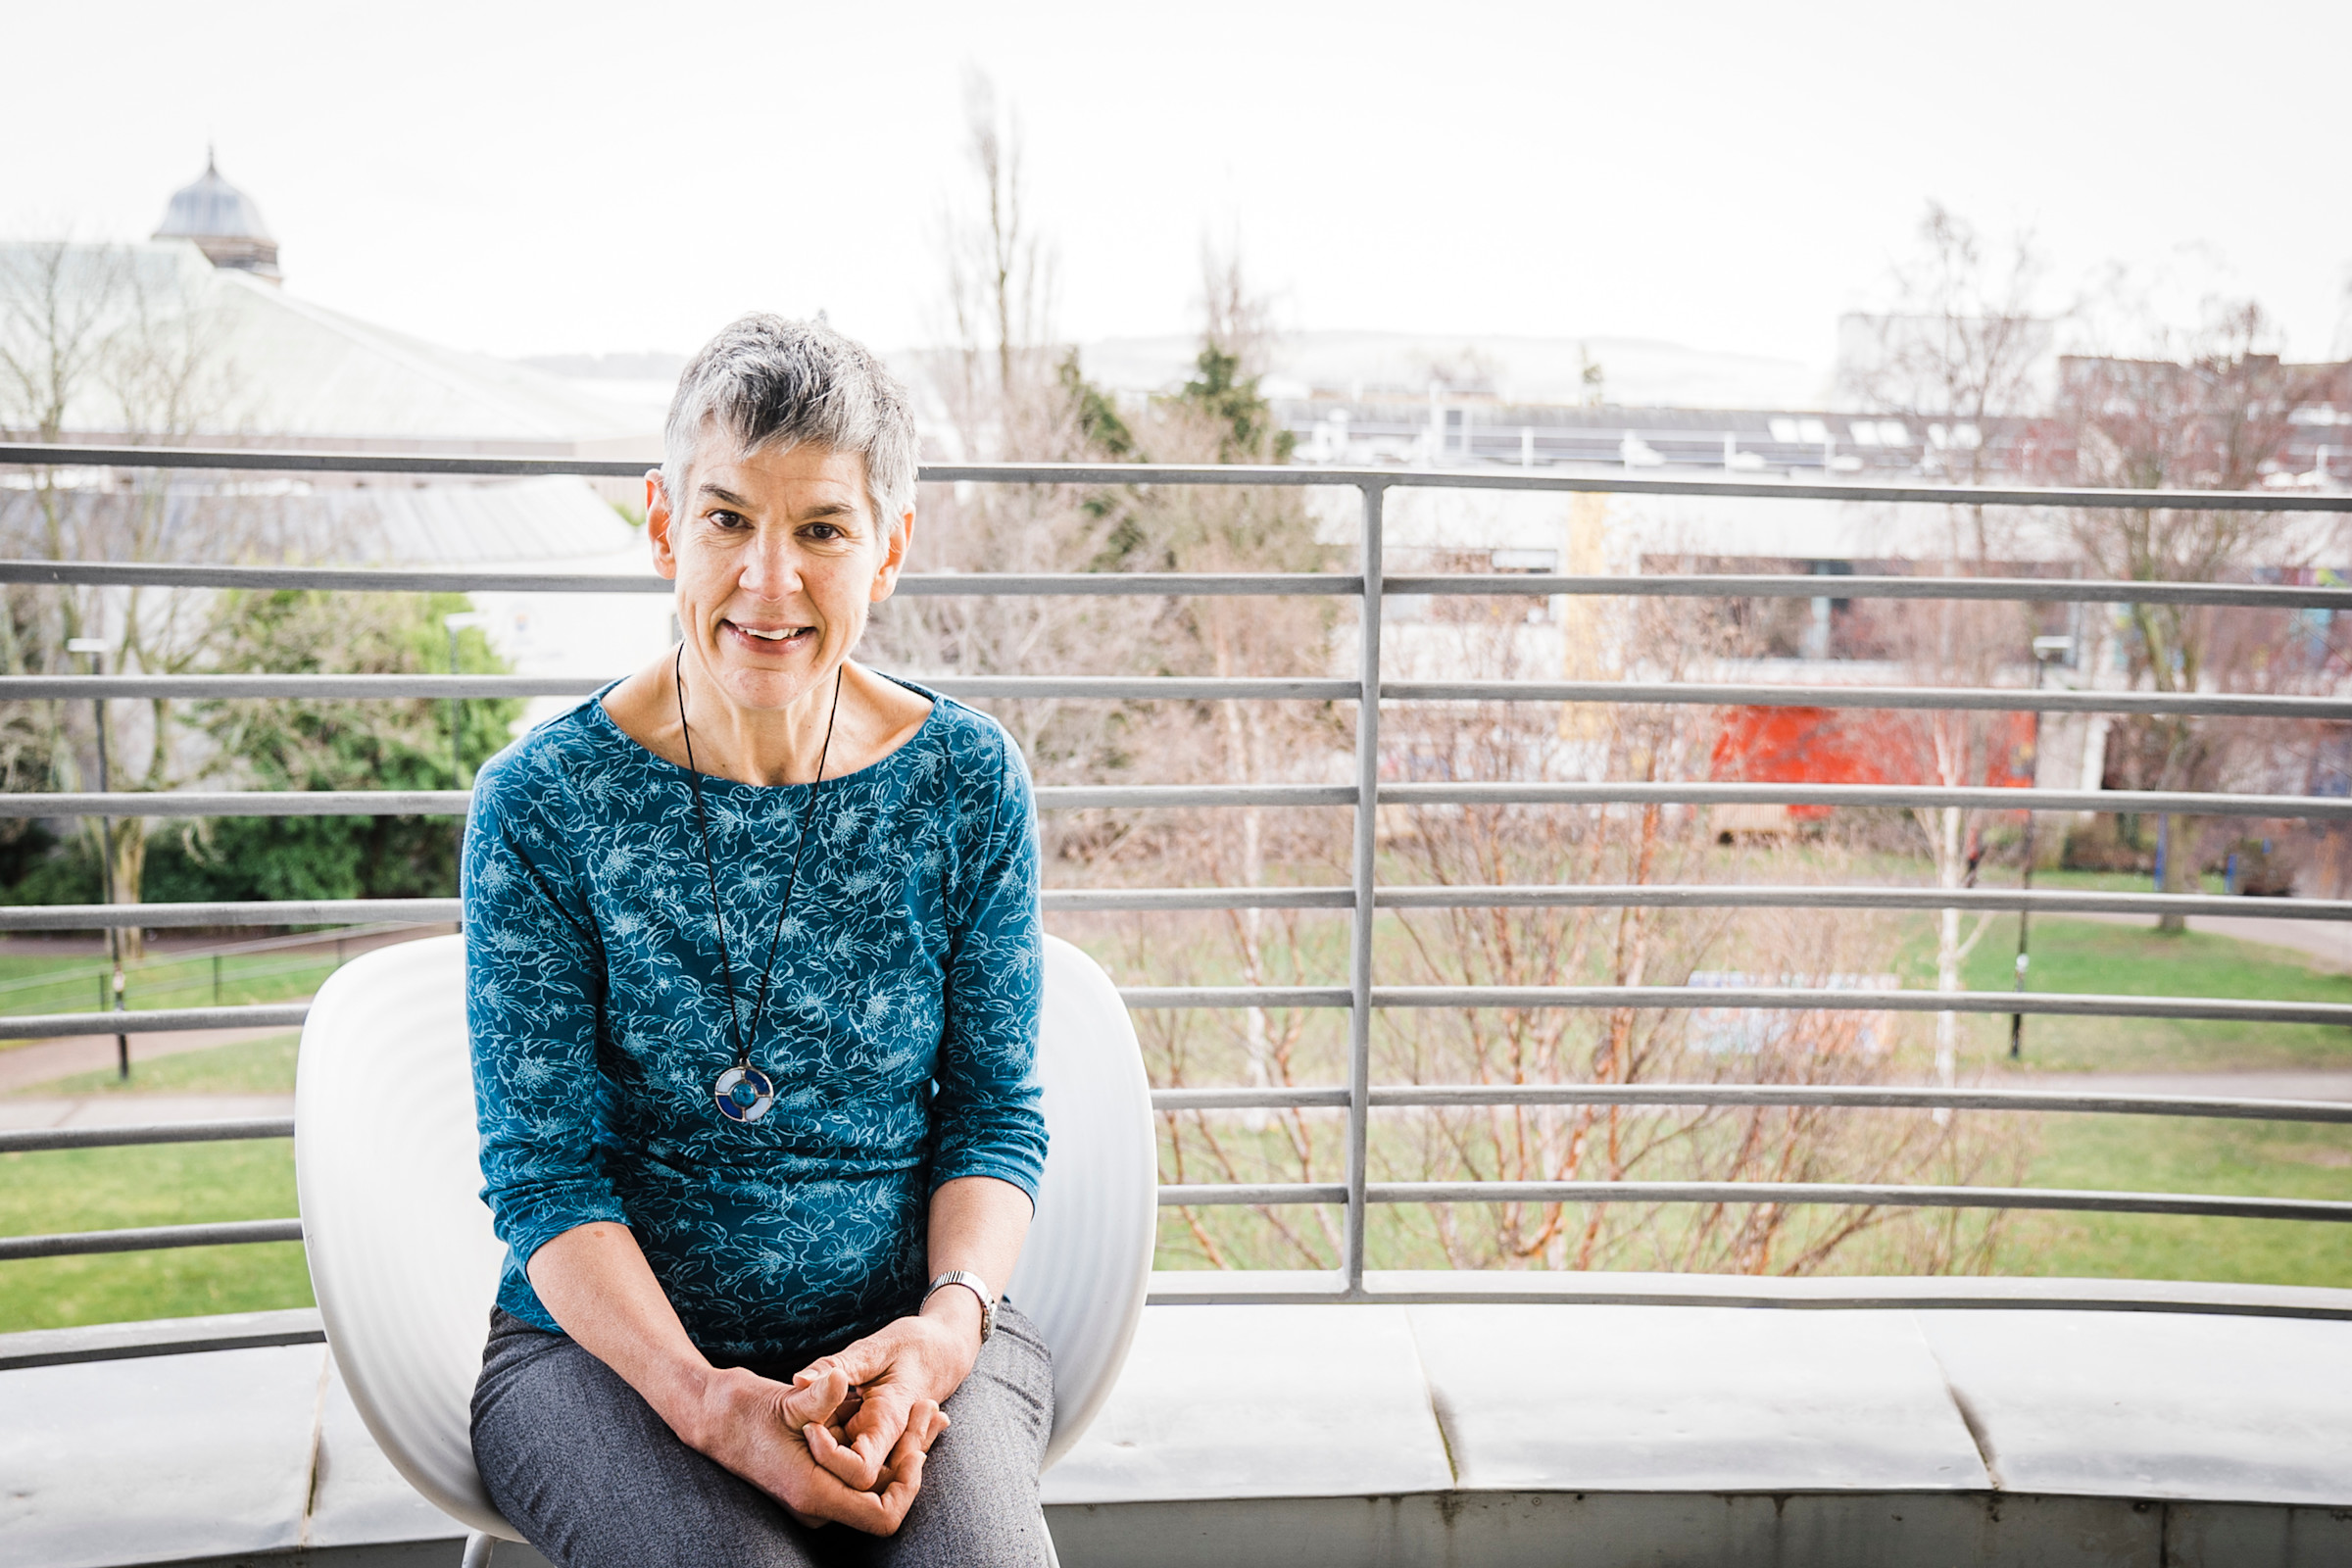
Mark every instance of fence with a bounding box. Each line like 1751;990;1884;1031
4;444;2352;1315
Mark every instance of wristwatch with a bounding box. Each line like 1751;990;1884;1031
923;1270;997;1344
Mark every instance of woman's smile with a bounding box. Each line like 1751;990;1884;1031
721;618;818;655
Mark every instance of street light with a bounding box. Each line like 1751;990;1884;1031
64;636;128;1081
2011;634;2075;1060
441;612;488;788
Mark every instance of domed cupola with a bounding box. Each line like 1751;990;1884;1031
153;149;280;281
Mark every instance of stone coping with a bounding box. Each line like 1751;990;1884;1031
5;1284;2350;1567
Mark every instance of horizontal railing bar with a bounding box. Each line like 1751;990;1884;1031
1158;1183;1350;1206
1364;1180;2352;1223
1381;780;2352;821
1152;1084;2352;1122
0;673;1360;703
1386;679;2352;721
1366;1084;2352;1122
17;671;2341;721
14;446;2346;513
0;1118;295;1153
0;899;462;930
1;883;2327;931
1041;887;1356;912
0;1004;308;1040
0;890;1352;928
1154;1087;1357;1111
17;980;2340;1037
15;556;2352;612
1388;573;2352;610
0;1218;303;1262
1369;985;2352;1025
896;573;1365;598
1142;1277;2352;1319
1121;987;1356;1008
1372;885;2352;920
0;783;1360;819
8;1173;2339;1261
0;792;472;819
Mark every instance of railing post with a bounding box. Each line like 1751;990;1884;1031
1344;481;1387;1296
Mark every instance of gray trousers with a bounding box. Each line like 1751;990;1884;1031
471;1306;1054;1568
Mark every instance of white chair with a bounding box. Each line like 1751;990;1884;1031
295;931;1155;1546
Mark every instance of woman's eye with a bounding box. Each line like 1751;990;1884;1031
707;510;748;529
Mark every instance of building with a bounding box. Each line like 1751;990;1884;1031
0;157;678;711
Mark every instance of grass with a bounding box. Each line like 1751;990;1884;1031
10;1031;301;1098
0;1139;311;1332
1999;1112;2352;1287
1948;917;2352;1073
0;941;344;1022
6;896;2348;1333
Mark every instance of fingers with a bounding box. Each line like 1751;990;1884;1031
792;1398;947;1538
805;1416;883;1492
780;1366;852;1432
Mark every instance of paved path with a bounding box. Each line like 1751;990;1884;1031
0;1093;293;1130
1997;1068;2352;1102
2063;908;2352;971
0;1026;295;1094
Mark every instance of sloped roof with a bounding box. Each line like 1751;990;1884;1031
0;240;662;453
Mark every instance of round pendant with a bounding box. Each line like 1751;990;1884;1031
712;1065;775;1123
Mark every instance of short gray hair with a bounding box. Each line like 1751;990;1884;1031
661;315;918;542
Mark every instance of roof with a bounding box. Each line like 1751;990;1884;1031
0;241;663;453
153;154;271;246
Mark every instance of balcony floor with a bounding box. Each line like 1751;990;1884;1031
5;1284;2352;1567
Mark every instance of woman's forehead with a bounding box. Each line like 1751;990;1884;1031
690;439;869;506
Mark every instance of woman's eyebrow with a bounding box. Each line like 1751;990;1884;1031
697;483;754;508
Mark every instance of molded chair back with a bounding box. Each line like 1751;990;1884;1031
296;931;1153;1537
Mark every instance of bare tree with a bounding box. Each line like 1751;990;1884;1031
2036;301;2328;924
0;239;244;946
1840;205;2060;1081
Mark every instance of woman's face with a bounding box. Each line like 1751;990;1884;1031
647;437;912;713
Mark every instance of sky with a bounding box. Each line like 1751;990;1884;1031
5;0;2349;375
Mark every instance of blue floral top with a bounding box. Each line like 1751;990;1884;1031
460;678;1046;1363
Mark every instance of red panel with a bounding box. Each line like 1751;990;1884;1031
1710;706;2034;818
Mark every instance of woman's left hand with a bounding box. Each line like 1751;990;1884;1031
797;1291;987;1493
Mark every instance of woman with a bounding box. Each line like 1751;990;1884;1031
463;315;1053;1566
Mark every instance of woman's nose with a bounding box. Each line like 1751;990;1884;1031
738;531;804;599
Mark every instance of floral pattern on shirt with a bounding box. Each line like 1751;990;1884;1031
461;679;1045;1362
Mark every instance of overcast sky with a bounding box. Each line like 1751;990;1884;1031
7;0;2348;374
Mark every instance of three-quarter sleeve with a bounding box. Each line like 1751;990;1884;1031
928;727;1049;1202
462;748;627;1273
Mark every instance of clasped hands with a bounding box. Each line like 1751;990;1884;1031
682;1310;979;1536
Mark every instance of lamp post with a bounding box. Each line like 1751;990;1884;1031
442;612;487;788
2011;634;2074;1060
65;636;128;1080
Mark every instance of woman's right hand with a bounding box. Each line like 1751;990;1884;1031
680;1362;948;1535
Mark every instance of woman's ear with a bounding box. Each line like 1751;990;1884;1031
646;469;680;582
869;510;915;604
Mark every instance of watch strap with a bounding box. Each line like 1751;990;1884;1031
924;1269;997;1344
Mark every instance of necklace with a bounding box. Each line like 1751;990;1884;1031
673;646;844;1124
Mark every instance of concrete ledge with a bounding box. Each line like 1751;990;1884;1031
8;1286;2352;1568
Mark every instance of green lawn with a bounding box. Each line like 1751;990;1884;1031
13;1031;302;1098
0;942;345;1020
1949;917;2352;1073
6;906;2349;1333
1999;1112;2352;1287
0;1138;309;1331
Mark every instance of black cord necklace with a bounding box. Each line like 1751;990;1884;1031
673;645;843;1124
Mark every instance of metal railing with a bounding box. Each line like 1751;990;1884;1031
5;444;2352;1310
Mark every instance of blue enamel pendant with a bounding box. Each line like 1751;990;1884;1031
712;1065;775;1123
